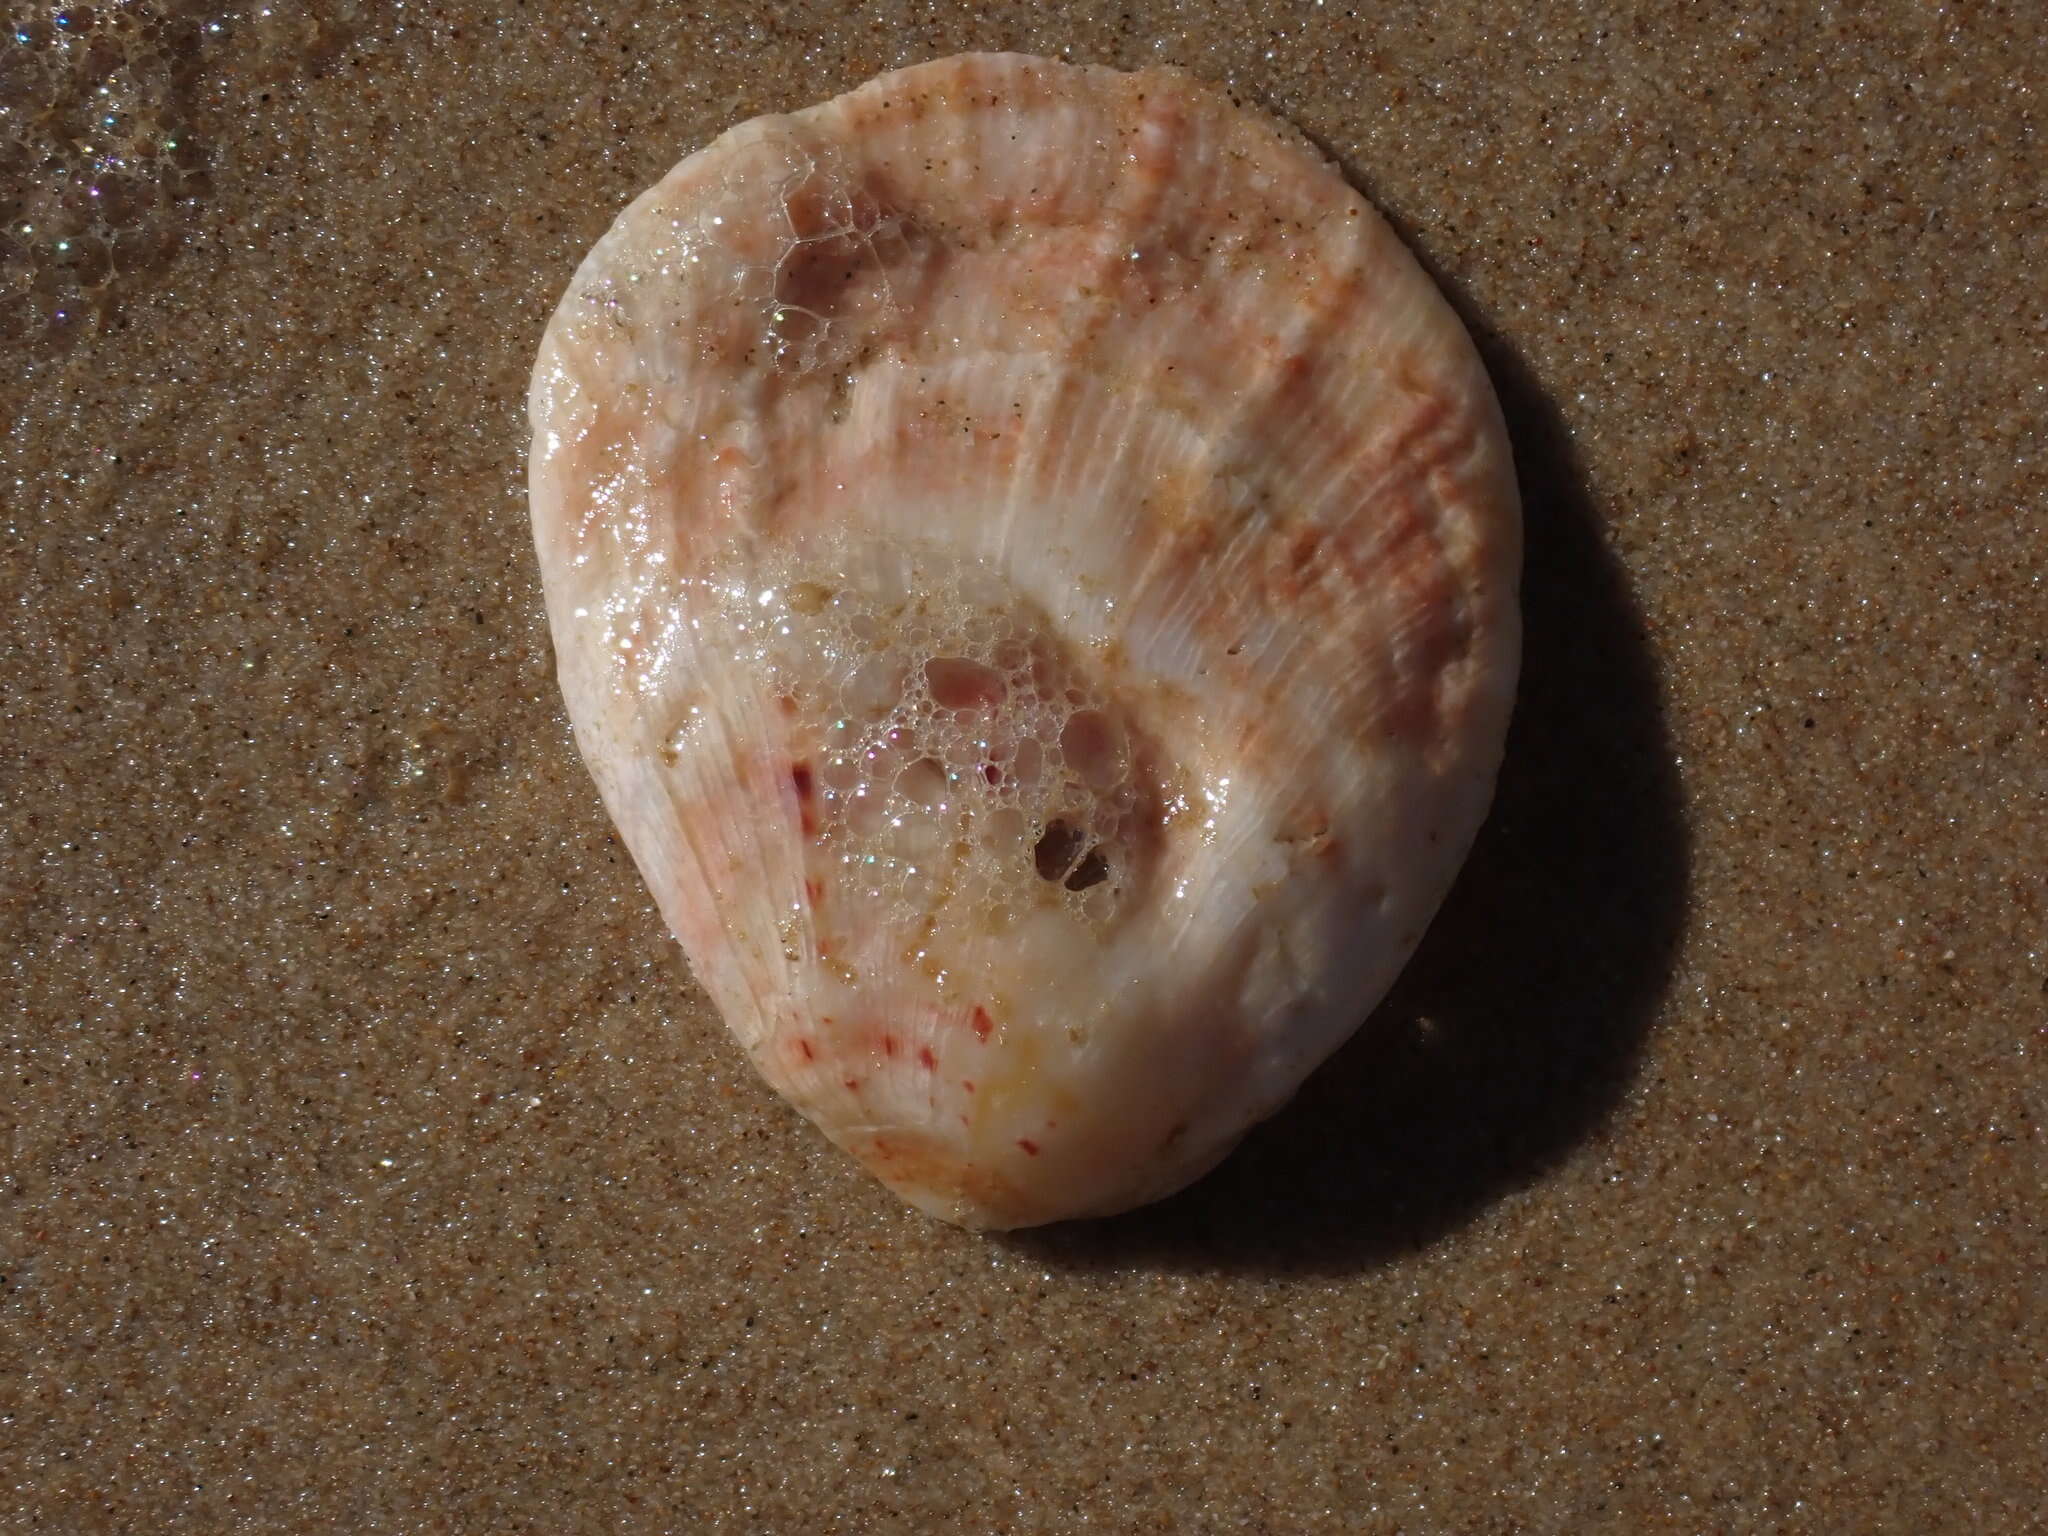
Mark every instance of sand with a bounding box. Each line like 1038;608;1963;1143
4;2;2042;1530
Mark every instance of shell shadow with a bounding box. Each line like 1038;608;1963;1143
1012;307;1691;1277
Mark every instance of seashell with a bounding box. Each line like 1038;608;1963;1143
528;53;1520;1229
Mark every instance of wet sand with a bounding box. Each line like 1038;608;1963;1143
5;2;2042;1529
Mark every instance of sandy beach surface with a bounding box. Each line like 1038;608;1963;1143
5;2;2042;1529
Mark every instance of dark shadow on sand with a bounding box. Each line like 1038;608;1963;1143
1013;228;1691;1276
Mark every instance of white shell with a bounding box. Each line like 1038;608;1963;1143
528;54;1520;1228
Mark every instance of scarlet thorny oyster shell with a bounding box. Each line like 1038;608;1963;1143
528;54;1520;1228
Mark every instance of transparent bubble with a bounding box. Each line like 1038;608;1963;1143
709;545;1146;933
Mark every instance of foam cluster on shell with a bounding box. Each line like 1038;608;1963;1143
528;53;1521;1228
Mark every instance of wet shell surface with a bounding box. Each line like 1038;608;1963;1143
528;53;1521;1229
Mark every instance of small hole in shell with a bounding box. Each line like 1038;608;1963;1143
1064;847;1110;891
1033;818;1086;882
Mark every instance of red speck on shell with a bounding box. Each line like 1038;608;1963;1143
790;762;817;836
